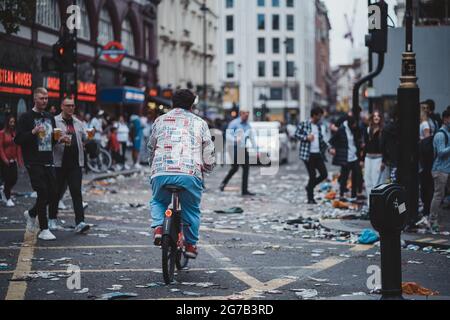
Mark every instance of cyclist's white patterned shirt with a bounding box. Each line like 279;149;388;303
148;108;215;180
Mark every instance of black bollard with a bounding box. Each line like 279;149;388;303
370;184;407;300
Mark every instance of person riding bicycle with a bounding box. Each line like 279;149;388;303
148;89;215;259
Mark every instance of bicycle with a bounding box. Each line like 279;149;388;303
86;137;112;173
161;185;190;285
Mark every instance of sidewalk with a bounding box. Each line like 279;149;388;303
320;218;450;250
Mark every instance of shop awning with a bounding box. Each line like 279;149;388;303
100;86;145;104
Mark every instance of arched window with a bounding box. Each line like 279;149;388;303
121;18;135;56
36;0;61;30
98;7;114;46
76;0;90;40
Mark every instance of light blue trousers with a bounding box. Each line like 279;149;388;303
150;175;203;245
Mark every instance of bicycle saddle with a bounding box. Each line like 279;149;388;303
164;185;185;193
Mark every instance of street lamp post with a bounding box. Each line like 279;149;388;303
201;0;208;118
397;0;420;227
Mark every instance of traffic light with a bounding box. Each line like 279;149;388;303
365;1;388;54
50;32;77;72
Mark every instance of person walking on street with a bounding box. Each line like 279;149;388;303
429;110;450;233
329;116;363;200
148;89;215;258
363;111;386;204
49;97;90;234
219;108;257;196
117;115;130;170
381;109;400;183
295;107;329;204
418;107;436;223
130;114;143;169
0;116;23;207
14;87;58;241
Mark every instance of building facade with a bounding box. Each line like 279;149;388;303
218;0;316;123
314;0;331;109
156;0;221;117
395;0;450;27
0;0;159;126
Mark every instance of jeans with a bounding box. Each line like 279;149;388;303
364;156;388;202
1;161;18;200
303;153;328;201
419;168;434;216
339;160;362;198
26;165;58;230
221;146;250;194
50;167;85;225
150;175;204;245
430;171;450;228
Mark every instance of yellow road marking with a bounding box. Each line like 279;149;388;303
417;238;434;242
430;239;448;244
5;231;36;300
0;229;25;232
349;244;374;252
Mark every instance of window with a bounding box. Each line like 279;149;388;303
286;0;294;7
272;0;280;7
76;0;90;40
257;0;265;7
98;8;114;46
257;38;265;53
285;38;294;54
226;39;234;55
258;61;266;77
226;0;233;8
286;61;295;77
286;14;294;31
273;38;280;53
272;61;280;77
226;62;235;78
270;88;283;100
121;18;135;56
257;14;265;30
36;0;61;30
272;14;279;30
226;15;234;31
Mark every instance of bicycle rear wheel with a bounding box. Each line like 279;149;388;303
161;235;176;285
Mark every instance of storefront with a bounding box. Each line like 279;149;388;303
0;66;33;128
99;86;146;118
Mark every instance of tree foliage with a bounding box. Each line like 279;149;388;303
0;0;34;35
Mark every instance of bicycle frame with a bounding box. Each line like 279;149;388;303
163;192;183;246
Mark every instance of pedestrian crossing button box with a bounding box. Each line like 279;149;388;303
369;184;408;233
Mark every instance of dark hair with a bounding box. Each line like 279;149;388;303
311;107;324;117
426;99;435;112
5;115;16;132
172;89;196;110
442;110;450;120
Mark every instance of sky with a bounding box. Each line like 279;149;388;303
323;0;398;67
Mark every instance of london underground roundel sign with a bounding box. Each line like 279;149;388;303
102;41;126;63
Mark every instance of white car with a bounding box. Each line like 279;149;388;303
248;122;290;165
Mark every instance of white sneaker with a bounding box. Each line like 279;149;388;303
74;222;90;234
134;163;142;169
48;219;59;231
6;199;15;207
38;229;56;241
82;202;88;210
58;200;67;210
124;164;131;170
416;216;430;229
24;211;37;232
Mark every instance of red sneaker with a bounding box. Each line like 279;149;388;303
153;226;163;246
185;243;198;259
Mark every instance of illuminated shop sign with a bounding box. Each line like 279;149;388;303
0;67;33;95
44;77;97;102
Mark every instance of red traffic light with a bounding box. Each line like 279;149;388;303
59;47;64;56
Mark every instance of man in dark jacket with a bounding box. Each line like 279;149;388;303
330;116;362;199
15;87;58;241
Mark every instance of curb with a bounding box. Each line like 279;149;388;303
319;219;450;250
83;169;144;186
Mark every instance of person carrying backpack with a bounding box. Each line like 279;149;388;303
429;110;450;233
